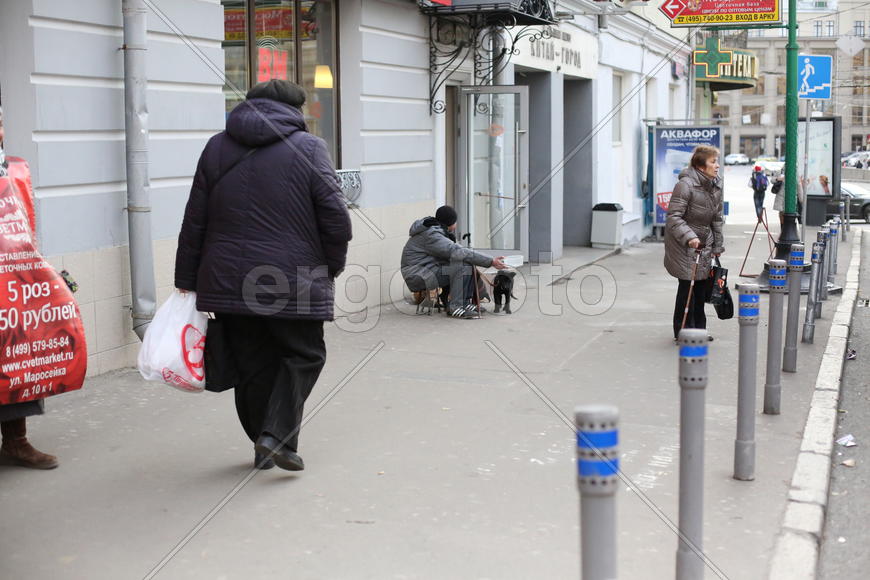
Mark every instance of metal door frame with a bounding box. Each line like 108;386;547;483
457;84;529;262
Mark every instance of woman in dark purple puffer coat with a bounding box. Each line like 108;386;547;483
175;80;352;472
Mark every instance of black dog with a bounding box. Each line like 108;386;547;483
493;271;517;314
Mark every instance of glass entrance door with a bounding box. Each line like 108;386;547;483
458;86;529;261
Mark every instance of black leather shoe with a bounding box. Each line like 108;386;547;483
254;451;275;470
255;434;304;471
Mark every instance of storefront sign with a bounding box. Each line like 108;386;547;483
512;25;597;79
694;38;759;91
0;159;87;404
653;127;723;226
661;0;781;27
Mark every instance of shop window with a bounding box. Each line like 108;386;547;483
222;0;338;162
740;136;764;159
612;74;623;144
852;135;864;151
741;106;761;125
712;105;729;126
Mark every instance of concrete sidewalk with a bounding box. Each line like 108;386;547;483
0;222;860;580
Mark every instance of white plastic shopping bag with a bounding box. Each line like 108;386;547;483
137;291;208;393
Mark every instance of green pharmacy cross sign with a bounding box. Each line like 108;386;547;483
693;37;733;78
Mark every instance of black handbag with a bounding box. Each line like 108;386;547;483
203;314;240;392
708;257;734;320
714;286;734;320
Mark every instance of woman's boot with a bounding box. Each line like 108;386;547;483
0;417;58;469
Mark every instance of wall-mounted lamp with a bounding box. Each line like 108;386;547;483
314;65;333;89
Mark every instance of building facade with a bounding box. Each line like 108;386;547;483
713;0;870;158
0;0;691;375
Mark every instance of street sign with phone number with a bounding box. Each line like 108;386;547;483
660;0;781;28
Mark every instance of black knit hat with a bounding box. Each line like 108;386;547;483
435;205;458;227
246;79;306;108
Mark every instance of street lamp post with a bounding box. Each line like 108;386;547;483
777;0;801;258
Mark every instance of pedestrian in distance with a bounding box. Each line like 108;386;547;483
400;205;508;319
771;172;803;225
175;80;352;472
749;164;769;220
664;145;724;342
0;107;58;470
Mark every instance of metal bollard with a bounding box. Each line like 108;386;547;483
825;222;835;284
783;244;804;373
802;241;822;344
839;201;848;241
576;405;619;580
846;200;851;234
818;227;830;309
763;260;787;415
830;219;840;277
734;284;760;481
676;328;708;580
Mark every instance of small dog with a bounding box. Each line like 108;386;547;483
414;289;441;315
493;271;517;314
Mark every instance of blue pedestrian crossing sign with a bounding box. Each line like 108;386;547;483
798;54;832;99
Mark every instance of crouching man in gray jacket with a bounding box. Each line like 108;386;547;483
401;206;507;319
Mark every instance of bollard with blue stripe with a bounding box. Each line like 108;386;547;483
735;284;760;481
803;242;823;343
764;259;787;415
783;244;804;373
575;405;619;580
816;229;829;314
676;329;708;580
830;219;840;277
822;224;834;290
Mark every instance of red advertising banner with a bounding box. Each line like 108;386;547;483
224;6;294;42
0;158;87;404
661;0;781;27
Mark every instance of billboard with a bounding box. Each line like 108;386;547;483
664;0;781;27
798;117;841;199
653;126;723;227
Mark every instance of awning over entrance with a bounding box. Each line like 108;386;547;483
418;0;557;26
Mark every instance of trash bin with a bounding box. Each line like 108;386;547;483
590;203;623;249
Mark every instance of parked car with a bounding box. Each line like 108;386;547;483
844;151;870;168
724;153;750;165
754;157;785;175
825;182;870;222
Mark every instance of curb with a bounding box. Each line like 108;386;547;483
768;229;863;580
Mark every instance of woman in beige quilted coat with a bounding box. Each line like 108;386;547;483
664;145;724;341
